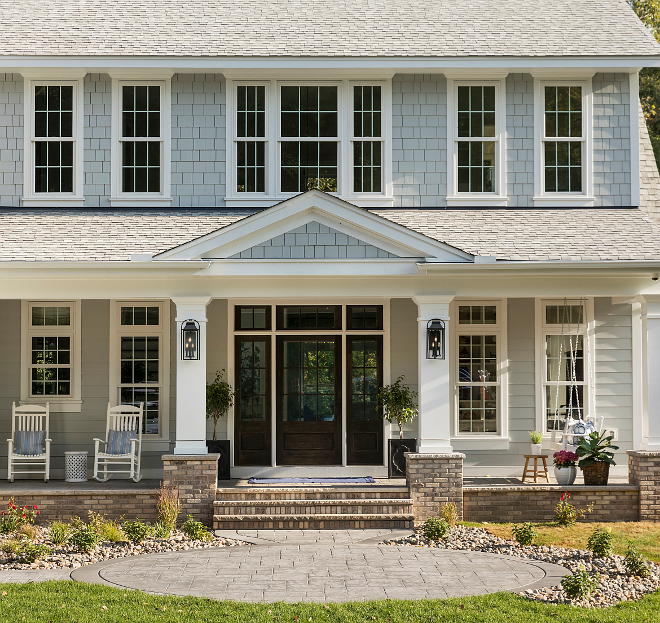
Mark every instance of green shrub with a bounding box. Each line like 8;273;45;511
0;498;39;534
421;517;450;541
625;541;651;577
440;502;459;528
561;566;600;600
123;518;151;544
48;521;70;546
99;521;126;543
14;542;52;564
1;539;19;556
151;522;171;539
156;484;180;534
511;522;538;546
555;492;592;527
68;519;101;553
587;526;614;557
182;515;212;541
16;524;39;542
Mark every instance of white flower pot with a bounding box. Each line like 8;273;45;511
554;465;577;486
531;443;543;455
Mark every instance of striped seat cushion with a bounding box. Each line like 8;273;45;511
15;430;45;456
106;429;136;455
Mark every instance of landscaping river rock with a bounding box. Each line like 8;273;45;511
382;525;660;608
0;529;245;571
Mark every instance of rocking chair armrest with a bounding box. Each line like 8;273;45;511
130;437;141;449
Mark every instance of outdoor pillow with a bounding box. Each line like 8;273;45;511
107;429;137;454
568;420;596;446
14;430;45;455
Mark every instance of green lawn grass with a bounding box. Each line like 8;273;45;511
0;581;658;623
462;521;660;563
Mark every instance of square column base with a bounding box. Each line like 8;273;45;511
628;450;660;521
173;441;208;455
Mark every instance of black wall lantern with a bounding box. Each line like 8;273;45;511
427;319;445;359
181;319;200;360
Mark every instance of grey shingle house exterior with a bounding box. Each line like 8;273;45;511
1;0;660;481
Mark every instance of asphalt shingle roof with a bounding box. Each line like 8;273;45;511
0;0;658;58
0;206;659;263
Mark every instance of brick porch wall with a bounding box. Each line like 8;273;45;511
628;450;660;521
463;485;640;523
405;453;464;523
0;490;159;525
162;454;219;527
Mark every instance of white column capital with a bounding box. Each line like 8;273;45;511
173;297;212;323
413;295;454;320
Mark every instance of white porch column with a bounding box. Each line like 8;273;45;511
643;295;660;450
172;297;212;455
413;295;454;454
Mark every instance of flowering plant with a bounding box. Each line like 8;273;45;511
553;450;578;468
0;498;39;534
555;491;592;526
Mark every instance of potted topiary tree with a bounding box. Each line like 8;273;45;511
206;370;236;479
377;375;418;478
576;431;619;486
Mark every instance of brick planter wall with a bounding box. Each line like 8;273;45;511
0;490;159;525
162;454;219;527
405;453;464;523
628;450;660;521
463;485;640;523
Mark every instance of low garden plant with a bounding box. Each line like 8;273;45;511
560;566;600;600
156;483;181;535
13;541;52;564
624;540;651;578
0;498;39;534
511;522;537;546
440;502;459;528
587;526;614;557
123;518;151;544
68;518;102;553
47;521;70;546
422;517;451;541
555;492;593;527
151;522;171;539
182;515;212;541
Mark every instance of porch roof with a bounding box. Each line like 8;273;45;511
0;205;659;263
0;0;657;59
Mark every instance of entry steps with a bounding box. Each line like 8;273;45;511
213;486;414;530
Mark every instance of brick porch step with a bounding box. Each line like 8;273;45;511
213;513;415;530
216;486;410;501
213;498;414;516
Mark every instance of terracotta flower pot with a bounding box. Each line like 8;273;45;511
581;461;610;485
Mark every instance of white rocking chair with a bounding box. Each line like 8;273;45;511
93;403;143;482
8;402;51;482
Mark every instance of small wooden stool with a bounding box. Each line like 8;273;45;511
522;454;550;483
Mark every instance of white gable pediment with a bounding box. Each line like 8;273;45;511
156;191;472;262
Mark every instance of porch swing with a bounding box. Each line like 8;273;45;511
548;299;604;452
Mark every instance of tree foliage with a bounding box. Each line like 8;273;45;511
377;375;418;439
206;370;236;441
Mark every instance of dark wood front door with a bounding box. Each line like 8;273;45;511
347;335;383;465
276;336;341;465
234;336;271;466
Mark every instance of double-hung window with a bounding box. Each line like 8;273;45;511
537;299;594;433
227;79;391;205
21;301;82;411
446;78;506;206
534;79;592;205
453;302;504;435
111;77;172;206
110;302;170;439
22;75;84;205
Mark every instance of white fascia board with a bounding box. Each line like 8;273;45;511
156;191;472;262
0;261;210;277
1;56;659;72
417;260;660;276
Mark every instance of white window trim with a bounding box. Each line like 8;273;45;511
109;75;173;207
225;78;393;208
449;299;509;447
534;298;595;437
20;300;82;413
446;77;508;207
533;78;594;206
109;301;171;444
21;75;85;207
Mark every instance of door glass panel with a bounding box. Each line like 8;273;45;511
281;339;336;422
239;340;268;421
350;339;380;422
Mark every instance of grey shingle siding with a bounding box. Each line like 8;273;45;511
0;74;23;207
83;74;111;208
506;74;535;207
0;0;657;58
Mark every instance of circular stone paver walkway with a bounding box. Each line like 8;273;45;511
71;529;569;603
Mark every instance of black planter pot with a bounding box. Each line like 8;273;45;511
206;440;231;480
388;438;417;478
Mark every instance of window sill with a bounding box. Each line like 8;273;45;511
224;196;395;208
110;197;173;207
451;436;510;450
446;196;509;207
22;197;85;207
20;398;82;413
533;196;595;207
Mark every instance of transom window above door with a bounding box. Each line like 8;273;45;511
227;80;391;205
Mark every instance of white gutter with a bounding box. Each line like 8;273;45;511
417;259;660;275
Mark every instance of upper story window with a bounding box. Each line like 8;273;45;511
22;76;84;206
446;78;507;206
226;79;391;206
110;76;172;207
533;79;593;206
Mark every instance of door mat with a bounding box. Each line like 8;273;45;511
247;476;376;485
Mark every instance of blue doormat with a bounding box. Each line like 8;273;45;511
247;476;376;484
